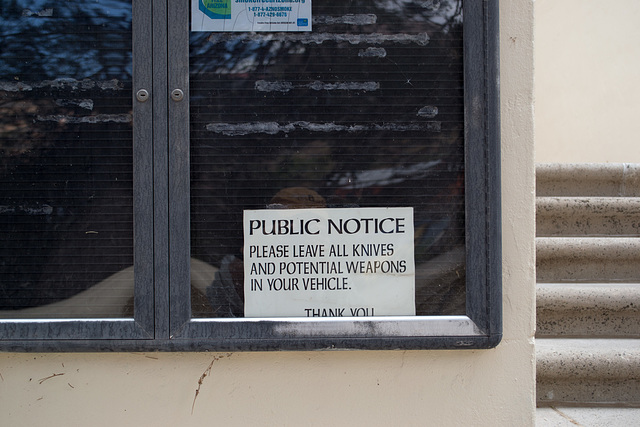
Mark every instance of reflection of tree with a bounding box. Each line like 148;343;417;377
0;0;466;314
191;0;462;75
0;0;132;80
0;0;134;311
189;0;466;315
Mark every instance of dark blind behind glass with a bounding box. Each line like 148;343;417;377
0;0;134;318
189;0;465;317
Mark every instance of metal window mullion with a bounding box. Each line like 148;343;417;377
152;0;171;339
133;0;157;338
167;0;192;335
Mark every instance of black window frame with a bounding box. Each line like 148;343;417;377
0;0;501;351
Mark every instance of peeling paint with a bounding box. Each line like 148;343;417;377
306;81;379;92
22;8;53;17
0;78;124;92
95;80;125;90
0;205;53;215
55;99;94;110
36;114;131;124
207;32;430;46
417;106;438;118
358;47;387;58
0;82;33;92
254;80;294;93
255;80;379;93
332;160;442;189
206;121;440;136
313;14;377;25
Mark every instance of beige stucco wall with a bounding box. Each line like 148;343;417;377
535;0;640;163
0;2;535;426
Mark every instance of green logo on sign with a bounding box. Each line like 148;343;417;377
199;0;231;20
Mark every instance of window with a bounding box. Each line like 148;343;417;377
0;0;500;351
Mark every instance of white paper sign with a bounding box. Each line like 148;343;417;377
243;207;415;318
192;0;312;32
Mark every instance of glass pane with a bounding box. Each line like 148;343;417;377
189;0;465;318
0;0;134;318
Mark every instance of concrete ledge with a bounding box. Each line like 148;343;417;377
537;163;640;197
537;339;640;379
537;283;640;337
536;237;640;282
537;338;640;406
537;197;640;237
537;407;640;426
538;377;640;407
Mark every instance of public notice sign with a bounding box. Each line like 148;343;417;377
243;207;415;318
192;0;312;32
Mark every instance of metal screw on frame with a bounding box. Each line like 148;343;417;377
136;89;149;102
171;89;184;102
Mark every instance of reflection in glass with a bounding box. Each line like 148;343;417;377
189;1;465;317
0;0;135;318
